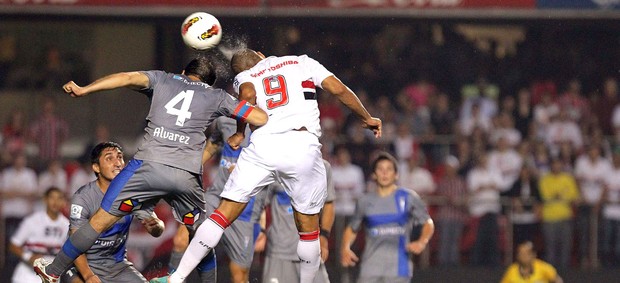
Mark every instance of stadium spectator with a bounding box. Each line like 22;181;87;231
37;159;67;193
466;152;502;267
391;122;416;164
574;145;612;268
1;109;27;159
602;150;620;267
0;152;39;248
557;79;589;122
28;97;69;171
8;187;69;283
488;136;523;193
594;77;618;136
490;112;522;148
500;241;563;283
459;102;492;137
513;88;534;138
533;91;559;139
506;166;541;252
545;109;583;156
399;152;436;196
435;155;468;266
531;141;552;177
539;158;579;269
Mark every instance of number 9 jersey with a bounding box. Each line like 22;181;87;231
233;55;333;138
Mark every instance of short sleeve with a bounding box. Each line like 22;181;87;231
409;191;431;224
299;55;334;89
348;198;366;233
69;193;92;230
139;70;166;95
10;215;33;246
324;160;336;202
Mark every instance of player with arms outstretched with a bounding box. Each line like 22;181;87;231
160;49;381;283
34;57;268;283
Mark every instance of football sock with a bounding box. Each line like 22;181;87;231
48;223;100;275
298;230;321;283
170;210;230;283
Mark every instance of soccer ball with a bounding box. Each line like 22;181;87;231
181;12;222;51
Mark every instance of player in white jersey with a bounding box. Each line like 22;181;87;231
9;187;69;283
163;49;381;283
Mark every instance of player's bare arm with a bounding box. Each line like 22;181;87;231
340;226;360;267
407;218;435;255
321;75;382;138
63;72;150;97
141;217;165;238
319;201;335;262
228;82;263;150
8;242;42;266
202;140;221;164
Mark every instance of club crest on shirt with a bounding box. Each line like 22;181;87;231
119;199;139;212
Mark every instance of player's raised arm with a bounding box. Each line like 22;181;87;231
63;71;150;97
228;82;266;150
321;75;382;138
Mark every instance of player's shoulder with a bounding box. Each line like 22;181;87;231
396;187;421;199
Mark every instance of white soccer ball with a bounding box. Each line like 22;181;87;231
181;12;222;51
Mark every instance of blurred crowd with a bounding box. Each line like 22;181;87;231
1;21;620;279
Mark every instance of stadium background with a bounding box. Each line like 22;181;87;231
1;0;620;282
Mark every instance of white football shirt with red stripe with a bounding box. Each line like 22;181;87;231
10;210;69;282
233;55;334;138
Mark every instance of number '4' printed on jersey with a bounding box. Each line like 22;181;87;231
165;90;195;126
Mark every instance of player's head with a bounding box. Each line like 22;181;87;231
516;241;536;266
231;49;265;75
43;187;66;215
90;141;124;181
371;152;399;187
183;56;217;85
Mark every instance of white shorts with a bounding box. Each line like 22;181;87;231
220;131;327;214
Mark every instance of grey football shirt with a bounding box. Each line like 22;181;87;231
266;160;335;260
348;188;431;279
70;181;154;266
134;71;242;174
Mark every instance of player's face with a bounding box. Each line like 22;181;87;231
374;159;398;187
45;191;66;215
95;147;125;182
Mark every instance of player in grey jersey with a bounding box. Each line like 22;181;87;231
66;141;165;283
260;159;335;283
34;57;268;283
164;116;269;283
341;152;435;283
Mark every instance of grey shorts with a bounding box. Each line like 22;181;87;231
65;260;147;283
262;255;330;283
100;159;206;230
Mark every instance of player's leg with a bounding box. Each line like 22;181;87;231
35;160;160;282
169;149;274;283
293;210;322;283
169;224;190;272
222;219;258;283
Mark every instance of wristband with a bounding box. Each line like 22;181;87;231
320;229;331;238
22;251;33;262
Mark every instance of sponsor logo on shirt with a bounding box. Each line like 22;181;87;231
369;226;406;237
250;60;299;78
153;126;191;145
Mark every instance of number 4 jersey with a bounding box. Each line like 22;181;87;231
135;71;248;175
233;55;333;138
